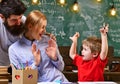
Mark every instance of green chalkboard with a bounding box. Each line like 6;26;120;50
22;0;120;57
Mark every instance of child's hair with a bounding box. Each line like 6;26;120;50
24;10;47;31
82;36;101;53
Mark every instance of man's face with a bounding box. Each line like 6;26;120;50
4;14;24;36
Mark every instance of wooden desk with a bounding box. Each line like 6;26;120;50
63;71;120;82
38;82;77;84
0;79;8;84
78;82;118;84
104;72;120;82
0;72;11;81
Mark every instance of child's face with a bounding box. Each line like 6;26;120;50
30;20;47;40
81;44;93;61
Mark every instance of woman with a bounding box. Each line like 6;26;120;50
9;10;68;82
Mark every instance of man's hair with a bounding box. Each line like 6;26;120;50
0;0;27;18
82;36;101;53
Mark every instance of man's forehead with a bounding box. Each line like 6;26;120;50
9;14;23;19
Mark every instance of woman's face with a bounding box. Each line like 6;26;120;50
30;19;47;40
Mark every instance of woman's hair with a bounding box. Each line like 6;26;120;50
0;0;26;18
82;36;101;53
24;10;47;31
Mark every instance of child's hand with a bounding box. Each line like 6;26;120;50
100;23;109;35
32;43;41;66
69;32;80;42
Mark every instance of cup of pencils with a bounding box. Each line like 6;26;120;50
11;64;38;84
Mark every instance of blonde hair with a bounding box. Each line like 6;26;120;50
24;10;47;31
82;36;101;53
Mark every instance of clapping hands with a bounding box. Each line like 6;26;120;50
46;39;58;61
32;43;41;66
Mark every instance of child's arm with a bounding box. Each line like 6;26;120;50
100;24;109;60
69;32;80;60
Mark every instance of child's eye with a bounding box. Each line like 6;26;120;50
83;48;86;51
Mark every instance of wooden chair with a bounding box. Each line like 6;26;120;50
58;46;78;82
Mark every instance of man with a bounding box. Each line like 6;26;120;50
0;0;56;66
0;0;27;66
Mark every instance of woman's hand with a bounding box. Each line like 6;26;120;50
46;39;58;61
32;43;41;66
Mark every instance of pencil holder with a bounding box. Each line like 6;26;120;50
12;69;38;84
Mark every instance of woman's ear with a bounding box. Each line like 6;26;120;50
93;52;99;57
28;24;33;30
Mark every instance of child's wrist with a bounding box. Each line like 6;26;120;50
101;33;107;36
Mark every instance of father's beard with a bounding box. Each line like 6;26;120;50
4;21;25;36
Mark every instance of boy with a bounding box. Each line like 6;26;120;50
69;24;108;81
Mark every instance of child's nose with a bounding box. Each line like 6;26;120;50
81;50;84;54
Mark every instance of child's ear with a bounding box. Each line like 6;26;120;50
93;52;98;57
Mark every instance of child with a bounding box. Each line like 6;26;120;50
69;24;109;81
9;10;68;82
